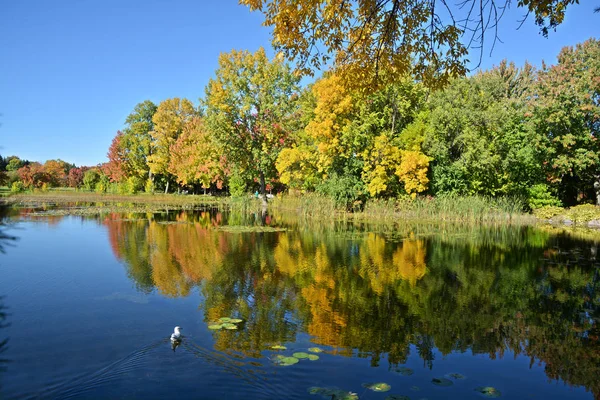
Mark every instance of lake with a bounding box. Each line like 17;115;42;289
0;206;598;399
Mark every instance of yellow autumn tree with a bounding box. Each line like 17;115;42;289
305;73;355;173
396;150;431;198
241;0;578;90
147;97;197;193
168;116;224;191
361;134;402;197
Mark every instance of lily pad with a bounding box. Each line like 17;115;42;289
308;347;323;353
223;324;238;330
362;382;391;392
270;345;287;350
308;354;320;361
445;372;466;380
218;317;232;323
293;352;310;359
230;318;243;323
475;386;501;398
308;387;358;400
394;367;414;376
431;378;453;387
277;356;299;366
208;324;223;330
385;396;410;400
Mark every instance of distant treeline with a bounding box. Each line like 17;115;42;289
3;39;599;210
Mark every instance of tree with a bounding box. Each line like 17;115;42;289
241;0;582;90
121;100;157;183
424;61;540;196
83;168;101;191
147;98;197;193
43;159;68;187
529;39;600;205
205;47;300;204
104;131;129;183
168;117;224;191
17;163;49;189
67;167;85;188
6;156;25;172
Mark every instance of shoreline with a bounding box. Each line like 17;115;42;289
2;192;600;232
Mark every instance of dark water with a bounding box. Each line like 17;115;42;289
0;208;599;399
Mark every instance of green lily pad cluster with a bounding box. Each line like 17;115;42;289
207;317;243;331
273;355;299;366
272;349;321;366
308;347;323;353
475;386;502;398
362;382;391;392
308;387;358;400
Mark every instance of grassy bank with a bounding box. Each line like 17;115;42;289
3;190;599;228
269;193;536;224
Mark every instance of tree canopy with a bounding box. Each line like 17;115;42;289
241;0;583;90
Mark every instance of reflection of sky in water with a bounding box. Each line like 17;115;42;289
0;212;597;399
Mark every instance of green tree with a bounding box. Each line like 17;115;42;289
83;168;100;191
205;48;300;205
529;39;600;205
121;100;158;184
424;61;540;196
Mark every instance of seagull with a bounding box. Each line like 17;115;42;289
171;326;182;342
170;326;182;352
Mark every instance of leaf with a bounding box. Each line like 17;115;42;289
431;378;453;387
362;382;391;392
475;386;502;398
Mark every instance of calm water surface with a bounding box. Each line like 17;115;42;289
0;208;599;399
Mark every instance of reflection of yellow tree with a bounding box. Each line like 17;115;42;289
359;233;427;293
393;239;427;287
147;222;191;297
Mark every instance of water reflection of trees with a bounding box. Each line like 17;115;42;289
102;211;600;397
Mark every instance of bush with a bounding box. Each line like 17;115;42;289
316;174;366;211
10;181;24;193
533;205;564;220
94;175;110;193
126;176;144;194
528;184;562;210
229;173;246;198
564;204;600;222
144;178;155;194
83;169;100;191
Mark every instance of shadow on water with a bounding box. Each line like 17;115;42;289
0;204;18;397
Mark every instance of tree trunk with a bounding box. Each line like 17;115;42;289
165;180;170;194
594;175;600;206
259;171;268;209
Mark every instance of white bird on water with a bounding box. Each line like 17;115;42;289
171;326;182;342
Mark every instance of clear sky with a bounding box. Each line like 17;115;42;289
0;1;597;167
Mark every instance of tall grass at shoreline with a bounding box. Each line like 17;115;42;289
361;195;533;223
270;193;534;224
3;189;536;224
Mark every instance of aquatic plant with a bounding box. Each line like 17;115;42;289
475;386;501;398
431;377;453;386
362;382;391;392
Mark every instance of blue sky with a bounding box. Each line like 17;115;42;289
0;1;597;167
